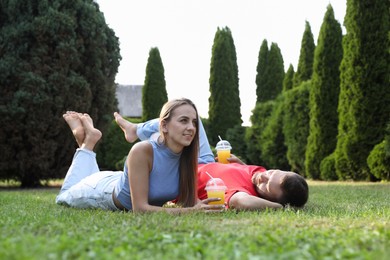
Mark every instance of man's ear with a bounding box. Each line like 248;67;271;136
161;120;168;133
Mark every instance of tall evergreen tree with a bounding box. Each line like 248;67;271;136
305;5;343;179
267;43;285;99
255;40;269;102
334;0;390;180
142;47;168;121
251;41;285;167
282;22;315;176
293;21;316;87
255;41;285;102
283;64;295;92
0;0;120;187
208;27;242;145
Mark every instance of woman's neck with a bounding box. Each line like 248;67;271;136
159;135;183;154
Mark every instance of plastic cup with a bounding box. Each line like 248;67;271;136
216;140;232;164
205;178;227;205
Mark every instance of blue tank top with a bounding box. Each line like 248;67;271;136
114;135;181;210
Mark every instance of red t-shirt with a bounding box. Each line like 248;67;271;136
197;163;266;208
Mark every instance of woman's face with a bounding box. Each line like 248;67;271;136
162;104;197;153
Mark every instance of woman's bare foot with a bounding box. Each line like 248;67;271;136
63;111;85;147
79;114;102;151
114;112;138;143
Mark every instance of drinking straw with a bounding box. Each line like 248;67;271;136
205;171;214;179
218;135;223;141
205;171;217;185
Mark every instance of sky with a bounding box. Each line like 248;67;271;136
96;0;347;125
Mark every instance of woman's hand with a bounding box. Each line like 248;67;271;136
193;198;226;212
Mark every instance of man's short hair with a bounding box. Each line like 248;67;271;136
279;173;309;207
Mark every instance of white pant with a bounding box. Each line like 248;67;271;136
56;148;122;211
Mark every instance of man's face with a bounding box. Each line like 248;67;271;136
252;170;293;203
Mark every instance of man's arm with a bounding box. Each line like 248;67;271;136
229;192;283;210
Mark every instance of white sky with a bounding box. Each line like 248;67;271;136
96;0;347;125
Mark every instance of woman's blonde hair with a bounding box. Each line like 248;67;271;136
159;98;199;207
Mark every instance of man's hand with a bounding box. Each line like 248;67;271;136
227;154;246;165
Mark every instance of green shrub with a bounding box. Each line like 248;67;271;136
367;140;390;181
246;101;275;165
283;81;311;175
226;125;248;163
320;153;338;180
260;95;289;170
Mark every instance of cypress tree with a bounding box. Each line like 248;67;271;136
283;64;295;92
305;5;343;179
251;41;285;167
267;43;285;100
335;0;390;180
142;47;168;121
208;27;242;145
256;40;269;102
293;21;316;87
0;0;120;187
256;41;285;102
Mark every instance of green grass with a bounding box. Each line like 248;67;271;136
1;181;389;260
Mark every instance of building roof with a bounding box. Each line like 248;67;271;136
116;84;143;117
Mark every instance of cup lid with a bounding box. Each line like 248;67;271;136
205;178;227;190
216;140;232;150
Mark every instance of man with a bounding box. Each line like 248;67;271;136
114;114;309;210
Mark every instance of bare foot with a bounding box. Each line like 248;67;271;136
114;112;138;143
63;111;85;147
79;114;102;151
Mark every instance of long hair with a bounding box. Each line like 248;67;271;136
159;98;199;207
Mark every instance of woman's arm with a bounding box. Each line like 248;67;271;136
127;141;224;214
229;192;283;211
127;141;155;212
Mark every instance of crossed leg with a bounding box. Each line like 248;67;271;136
114;112;138;143
58;112;101;196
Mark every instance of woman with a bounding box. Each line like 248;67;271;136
56;98;223;213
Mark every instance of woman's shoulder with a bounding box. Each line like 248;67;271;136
130;140;153;157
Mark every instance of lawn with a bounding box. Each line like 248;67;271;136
0;181;389;259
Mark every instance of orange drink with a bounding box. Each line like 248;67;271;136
205;177;227;206
215;140;232;164
207;190;226;205
217;149;231;164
